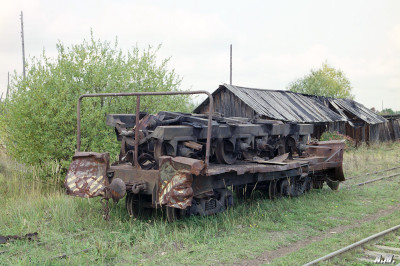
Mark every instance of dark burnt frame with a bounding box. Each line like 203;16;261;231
76;91;214;169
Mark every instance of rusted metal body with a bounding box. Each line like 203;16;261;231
305;140;345;179
158;156;204;209
66;91;345;221
65;152;109;198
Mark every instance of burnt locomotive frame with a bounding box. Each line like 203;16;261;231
66;90;345;222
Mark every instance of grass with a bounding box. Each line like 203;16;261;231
0;142;399;265
344;142;400;177
332;229;400;265
274;211;400;265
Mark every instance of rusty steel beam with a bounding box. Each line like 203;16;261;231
134;96;140;168
76;90;213;168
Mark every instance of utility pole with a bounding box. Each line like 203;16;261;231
229;44;232;85
7;72;10;99
20;11;26;78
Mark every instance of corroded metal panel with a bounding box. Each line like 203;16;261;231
329;98;387;125
305;140;345;181
158;156;204;209
65;152;109;198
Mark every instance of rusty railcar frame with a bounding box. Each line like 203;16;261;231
76;91;213;168
67;90;345;220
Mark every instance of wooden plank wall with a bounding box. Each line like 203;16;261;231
369;123;393;142
391;119;400;140
197;88;256;118
345;122;364;143
312;122;346;140
386;118;400;141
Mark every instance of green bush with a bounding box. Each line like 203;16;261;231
320;131;355;150
0;32;193;169
288;61;354;99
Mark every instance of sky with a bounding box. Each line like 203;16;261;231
1;0;400;110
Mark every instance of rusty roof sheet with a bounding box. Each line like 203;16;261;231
326;97;387;124
194;84;346;123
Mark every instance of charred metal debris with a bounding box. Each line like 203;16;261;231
65;91;345;222
0;232;38;244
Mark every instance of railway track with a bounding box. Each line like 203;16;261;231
342;165;400;188
302;166;400;265
345;166;400;181
304;224;400;265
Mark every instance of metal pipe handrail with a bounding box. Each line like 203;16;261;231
76;90;213;168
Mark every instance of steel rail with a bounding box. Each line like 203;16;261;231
304;171;400;265
342;172;400;188
304;224;400;266
355;172;400;186
76;91;214;168
345;166;400;181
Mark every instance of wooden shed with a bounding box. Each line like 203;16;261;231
194;84;346;139
383;114;400;141
315;96;390;142
194;84;391;143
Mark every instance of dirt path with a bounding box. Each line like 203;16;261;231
239;203;400;265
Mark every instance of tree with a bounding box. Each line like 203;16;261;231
0;33;193;168
379;108;399;115
288;62;354;99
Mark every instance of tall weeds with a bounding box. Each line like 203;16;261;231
0;149;62;202
343;141;400;177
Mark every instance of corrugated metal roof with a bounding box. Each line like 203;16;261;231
328;98;387;124
194;84;346;123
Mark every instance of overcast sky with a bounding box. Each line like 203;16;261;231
1;0;399;110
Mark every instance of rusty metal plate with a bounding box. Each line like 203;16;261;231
305;140;345;160
65;152;110;198
305;140;345;181
206;160;303;176
158;156;204;209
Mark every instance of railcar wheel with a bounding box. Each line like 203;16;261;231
278;178;294;197
125;193;151;218
268;180;278;200
215;139;237;165
126;193;133;214
154;140;174;164
304;176;312;192
154;140;166;164
166;206;186;222
235;185;253;200
312;181;324;189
